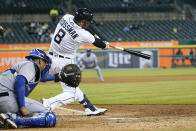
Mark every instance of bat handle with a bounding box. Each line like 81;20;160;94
109;45;123;50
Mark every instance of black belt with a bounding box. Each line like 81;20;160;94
0;92;9;97
49;52;70;59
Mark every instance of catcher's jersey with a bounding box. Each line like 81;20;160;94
49;14;95;58
0;60;40;93
79;53;98;68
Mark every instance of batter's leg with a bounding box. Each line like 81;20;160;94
75;87;107;116
41;92;75;110
41;82;77;110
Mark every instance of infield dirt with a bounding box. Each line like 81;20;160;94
54;104;196;131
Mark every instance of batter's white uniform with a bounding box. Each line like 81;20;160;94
46;14;96;109
78;52;104;81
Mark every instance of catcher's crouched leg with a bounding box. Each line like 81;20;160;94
5;111;57;128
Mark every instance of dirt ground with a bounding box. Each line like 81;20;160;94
22;76;196;131
52;105;196;131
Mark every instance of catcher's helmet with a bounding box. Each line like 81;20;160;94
74;8;95;24
25;48;51;64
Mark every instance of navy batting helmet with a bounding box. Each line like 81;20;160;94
25;48;51;64
74;8;95;24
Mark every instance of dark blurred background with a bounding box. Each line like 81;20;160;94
0;0;195;44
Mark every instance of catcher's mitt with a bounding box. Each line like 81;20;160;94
55;64;81;87
0;25;4;37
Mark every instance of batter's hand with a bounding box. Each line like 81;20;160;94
20;106;30;116
104;41;110;49
94;34;100;39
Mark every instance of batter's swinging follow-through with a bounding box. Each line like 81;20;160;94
41;8;109;116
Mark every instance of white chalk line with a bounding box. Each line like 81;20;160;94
56;108;138;120
56;107;86;115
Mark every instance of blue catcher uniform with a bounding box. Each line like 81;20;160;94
0;48;56;129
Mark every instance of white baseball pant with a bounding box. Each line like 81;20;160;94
47;55;84;109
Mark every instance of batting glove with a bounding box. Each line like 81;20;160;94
94;34;100;39
104;41;110;49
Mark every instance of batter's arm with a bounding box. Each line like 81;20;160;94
87;29;109;49
92;37;104;48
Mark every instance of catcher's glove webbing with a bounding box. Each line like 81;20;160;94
55;64;81;87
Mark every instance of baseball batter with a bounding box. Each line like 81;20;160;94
42;8;109;116
78;48;104;81
0;48;57;129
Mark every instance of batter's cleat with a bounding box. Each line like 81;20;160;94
41;98;53;110
96;107;107;115
0;113;17;129
85;108;102;116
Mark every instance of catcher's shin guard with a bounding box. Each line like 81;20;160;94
7;111;57;128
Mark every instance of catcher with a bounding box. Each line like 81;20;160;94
0;48;81;129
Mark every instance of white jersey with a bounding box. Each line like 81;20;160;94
79;53;98;68
49;14;95;59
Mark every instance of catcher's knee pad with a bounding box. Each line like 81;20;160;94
7;111;57;128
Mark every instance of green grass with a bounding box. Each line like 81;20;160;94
82;68;196;78
29;68;196;104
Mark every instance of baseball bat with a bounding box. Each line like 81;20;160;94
91;32;151;59
109;45;151;60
